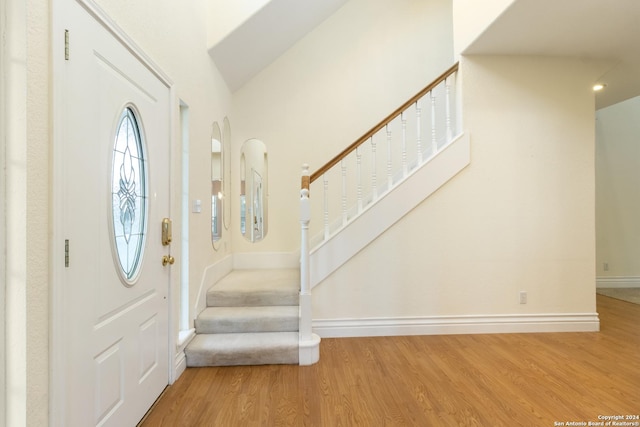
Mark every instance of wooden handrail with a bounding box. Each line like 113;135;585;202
309;62;459;183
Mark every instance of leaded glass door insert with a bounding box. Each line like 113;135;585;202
111;106;148;284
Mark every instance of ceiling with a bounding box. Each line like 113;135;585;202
210;0;640;107
463;0;640;109
209;0;348;92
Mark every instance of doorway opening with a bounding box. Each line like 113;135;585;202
179;102;190;336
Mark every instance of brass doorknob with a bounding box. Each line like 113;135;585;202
162;255;175;266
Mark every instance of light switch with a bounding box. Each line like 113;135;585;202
193;199;201;213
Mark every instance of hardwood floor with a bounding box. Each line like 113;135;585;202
140;295;640;426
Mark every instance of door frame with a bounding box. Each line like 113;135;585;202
50;0;180;424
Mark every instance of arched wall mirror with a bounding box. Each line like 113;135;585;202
240;139;268;242
211;122;222;247
222;117;231;231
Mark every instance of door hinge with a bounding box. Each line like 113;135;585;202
64;30;69;60
65;239;69;267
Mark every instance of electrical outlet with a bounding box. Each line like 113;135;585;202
604;262;609;271
519;291;527;304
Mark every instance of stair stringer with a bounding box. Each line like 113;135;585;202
309;133;470;288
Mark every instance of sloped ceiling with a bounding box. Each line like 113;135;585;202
209;0;348;92
462;0;640;109
210;0;640;107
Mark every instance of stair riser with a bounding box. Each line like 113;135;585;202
185;332;300;367
207;292;299;307
186;349;298;367
195;317;298;334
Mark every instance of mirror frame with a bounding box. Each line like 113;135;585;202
222;117;231;230
240;138;268;242
211;122;222;248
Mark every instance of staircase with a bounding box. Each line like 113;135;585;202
185;269;301;366
185;64;460;366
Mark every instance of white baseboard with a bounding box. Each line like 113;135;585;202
173;351;187;383
177;328;196;348
195;253;299;320
171;329;195;384
596;276;640;289
313;312;600;338
233;251;299;270
194;255;234;319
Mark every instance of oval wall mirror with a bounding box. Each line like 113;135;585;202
240;139;268;242
211;122;223;247
222;117;231;230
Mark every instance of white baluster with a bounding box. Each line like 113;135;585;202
445;77;452;143
430;91;437;155
371;137;378;201
386;124;393;189
401;111;407;177
323;173;329;240
356;146;362;213
341;159;347;225
416;100;423;164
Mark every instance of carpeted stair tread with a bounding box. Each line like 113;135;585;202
185;332;299;366
190;269;302;367
195;306;299;334
207;269;299;307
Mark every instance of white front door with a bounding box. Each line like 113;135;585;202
56;1;172;425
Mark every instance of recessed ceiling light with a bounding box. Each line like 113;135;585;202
593;83;606;92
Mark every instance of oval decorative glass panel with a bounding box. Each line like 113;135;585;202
111;107;148;284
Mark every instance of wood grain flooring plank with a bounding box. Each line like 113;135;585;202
140;295;640;426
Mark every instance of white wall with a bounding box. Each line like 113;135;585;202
313;56;599;323
5;0;49;424
596;96;640;280
207;0;271;47
230;0;454;253
452;0;515;56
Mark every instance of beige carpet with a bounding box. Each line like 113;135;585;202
185;269;300;367
596;287;640;305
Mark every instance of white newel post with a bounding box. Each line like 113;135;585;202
299;165;311;341
299;164;320;365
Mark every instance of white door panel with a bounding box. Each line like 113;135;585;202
59;1;171;425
